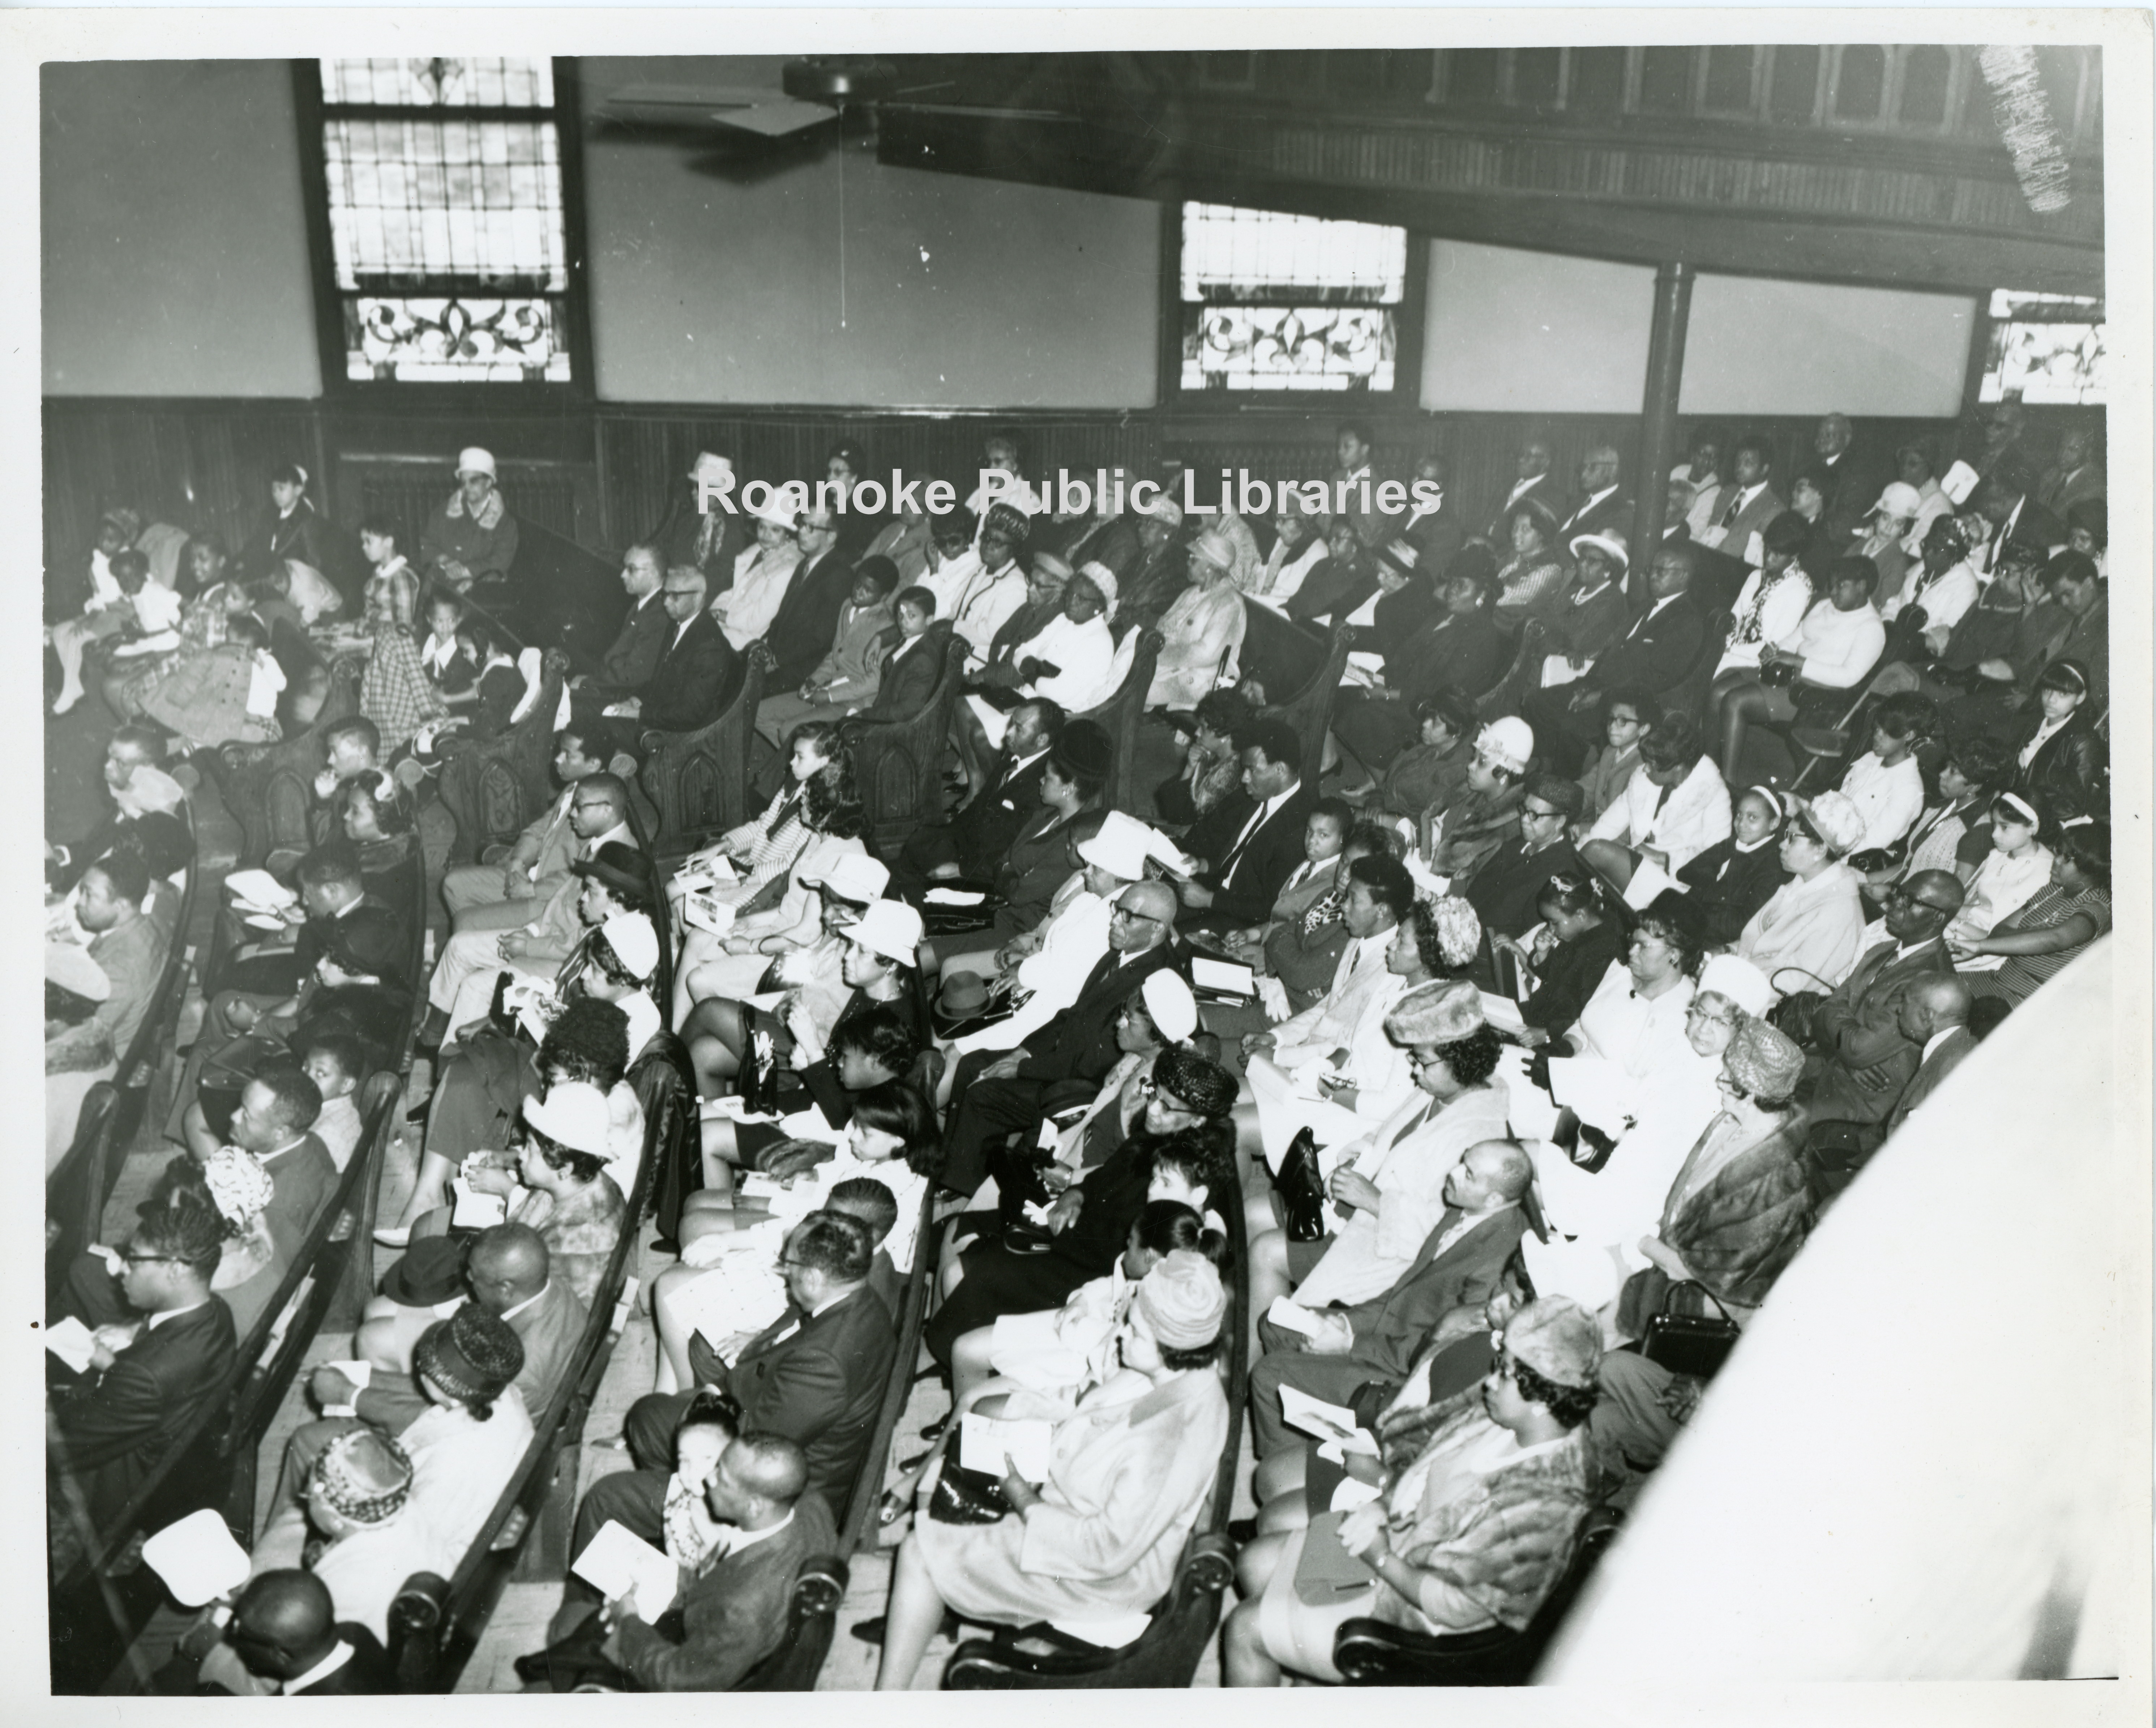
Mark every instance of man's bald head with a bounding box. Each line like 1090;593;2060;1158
229;1570;337;1680
1111;880;1178;955
706;1432;809;1530
469;1222;550;1310
1468;1138;1534;1203
1898;974;1973;1044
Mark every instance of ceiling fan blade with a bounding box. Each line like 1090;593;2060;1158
701;97;839;139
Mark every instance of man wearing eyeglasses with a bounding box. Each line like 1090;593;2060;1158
603;565;742;733
1784;870;1965;1140
48;1196;237;1527
938;879;1188;1198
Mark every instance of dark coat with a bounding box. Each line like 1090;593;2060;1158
51;1296;238;1526
1660;1114;1815;1308
285;1626;397;1695
1586;592;1708;696
992;805;1090;934
763;550;856;692
1198;783;1322;925
1286;553;1379;629
1333;1206;1529;1384
597;591;675;695
859;627;944;722
1466;836;1583;946
1520;918;1627;1037
949;747;1054;881
1801;937;1952;1128
721;1283;896;1512
1882;1025;1976;1138
612;1493;835;1692
2011;703;2106;815
1676;837;1792;948
1390;610;1511;703
1016;942;1189;1087
1554;488;1632;545
641;612;743;735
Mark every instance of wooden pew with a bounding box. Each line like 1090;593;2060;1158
838;630;969;853
435;650;572;867
1259;620;1355;790
941;1154;1252;1688
1074;627;1162;817
639;650;767;858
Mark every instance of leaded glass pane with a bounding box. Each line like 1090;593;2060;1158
1181;305;1396;392
1180;202;1406;306
345;294;572;382
1979;291;2105;404
320;57;553;108
324;119;566;289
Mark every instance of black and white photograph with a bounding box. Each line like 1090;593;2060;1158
25;7;2150;1712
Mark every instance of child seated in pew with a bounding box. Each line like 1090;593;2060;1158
417;590;479;698
647;1173;908;1396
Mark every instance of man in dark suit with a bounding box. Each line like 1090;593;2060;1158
277;1225;588;1511
608;567;743;734
857;608;946;723
601;1433;832;1691
204;1571;396;1695
572;542;673;717
1175;717;1319;930
1483;433;1565;543
203;845;404;1041
937;879;1188;1196
1791;873;1964;1132
1555;444;1630;544
1798;413;1883;553
1810;974;1975;1206
1330;560;1510;780
1973;458;2071;583
1522;542;1713;776
1694;435;1788;572
895;696;1061;887
673;1212;894;1512
1400;452;1465;572
762;507;856;692
1247;1139;1532;1456
48;1195;238;1528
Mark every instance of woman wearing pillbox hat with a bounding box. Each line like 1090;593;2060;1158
874;1249;1231;1689
1733;791;1871;1000
419;445;518;596
1224;1293;1602;1686
397;1305;535;1561
1147;527;1248;711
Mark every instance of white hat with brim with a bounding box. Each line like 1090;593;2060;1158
1697;953;1774;1018
751;489;805;530
47;942;112;1002
1568;530;1629;571
1141;969;1198;1043
1076;810;1156;881
600;912;660;982
455;447;497;480
799;853;891;905
849;899;924;966
522;1080;615;1159
688;452;735;485
1799;790;1868;857
1870;481;1926;520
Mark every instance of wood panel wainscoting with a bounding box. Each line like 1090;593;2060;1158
47;394;2092;596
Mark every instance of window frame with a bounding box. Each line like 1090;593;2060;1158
1155;196;1429;407
292;56;594;401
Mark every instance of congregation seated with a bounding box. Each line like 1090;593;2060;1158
1329;555;1508;791
673;718;853;919
893;695;1061;889
1957;819;2111;1007
1211;797;1358;1014
754;556;903;746
188;1570;396;1696
441;722;612;931
1577;709;1732;906
1713;555;1887;782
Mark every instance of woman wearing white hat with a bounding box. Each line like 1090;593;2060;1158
714;489;806;650
1147;529;1248;711
419;446;519;595
656;452;748;584
1733;790;1871;997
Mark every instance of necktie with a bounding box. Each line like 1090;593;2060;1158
1217;805;1267;886
1720;489;1744;529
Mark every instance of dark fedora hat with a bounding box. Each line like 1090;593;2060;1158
572;840;651;908
379;1235;467;1308
931;969;996;1036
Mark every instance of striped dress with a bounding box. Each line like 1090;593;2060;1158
1970;883;2113;1006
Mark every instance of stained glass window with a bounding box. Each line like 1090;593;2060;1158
1178;202;1406;392
1978;290;2106;404
313;59;574;384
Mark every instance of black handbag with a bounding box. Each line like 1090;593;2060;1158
928;1461;1012;1526
1638;1280;1741;1381
1277;1127;1331;1243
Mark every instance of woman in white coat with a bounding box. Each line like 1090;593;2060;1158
1147;530;1246;711
1734;789;1870;998
874;1252;1232;1687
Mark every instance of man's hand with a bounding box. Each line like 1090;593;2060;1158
1044;1189;1083;1234
981;1054;1025;1081
504;863;535;900
1177;879;1216;910
226;999;261;1032
1241;1032;1277;1061
1327;1169;1382;1215
497;932;534;961
309;1366;359;1408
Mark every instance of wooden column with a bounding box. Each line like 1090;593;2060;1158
1629;260;1695;603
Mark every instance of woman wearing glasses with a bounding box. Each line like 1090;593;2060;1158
1223;1296;1603;1686
1732;789;1870;999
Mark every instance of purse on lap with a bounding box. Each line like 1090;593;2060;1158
928;1461;1013;1526
1638;1279;1741;1381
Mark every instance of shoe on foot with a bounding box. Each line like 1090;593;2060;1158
1226;1516;1259;1544
373;1224;412;1247
851;1610;961;1647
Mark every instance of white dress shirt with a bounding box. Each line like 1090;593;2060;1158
1589;759;1733;874
718;545;802;650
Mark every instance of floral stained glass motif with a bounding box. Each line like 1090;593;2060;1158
1182;306;1396;391
320;57;553;108
1178;201;1406;392
347;296;570;383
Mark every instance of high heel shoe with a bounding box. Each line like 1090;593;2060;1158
372;1224;413;1248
